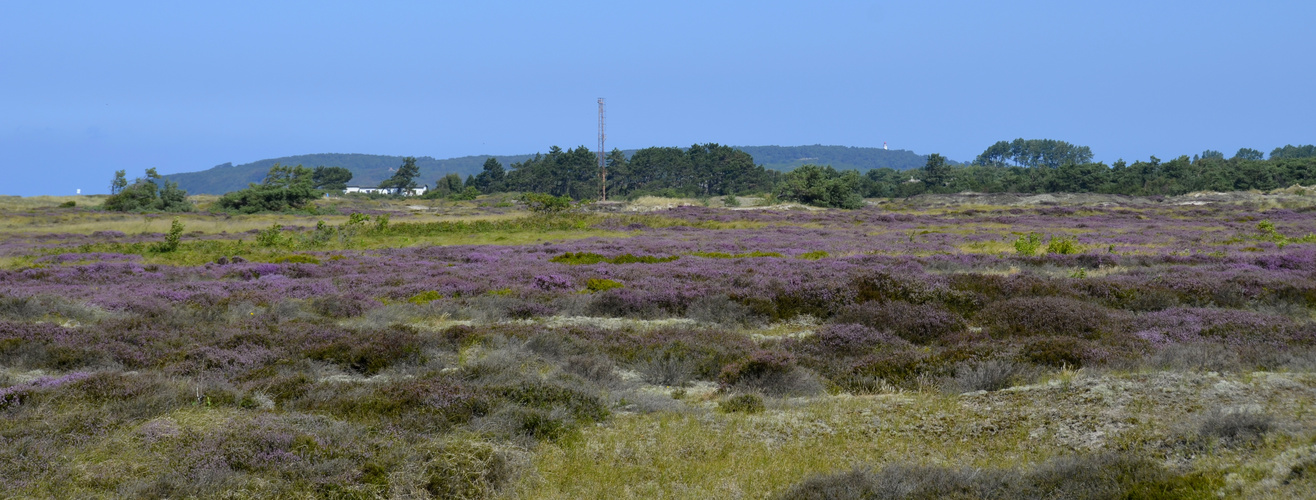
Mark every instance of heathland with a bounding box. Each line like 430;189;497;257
2;191;1316;498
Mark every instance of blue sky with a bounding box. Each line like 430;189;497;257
2;1;1313;196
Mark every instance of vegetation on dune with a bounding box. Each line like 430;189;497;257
4;193;1316;497
214;164;324;214
102;168;193;212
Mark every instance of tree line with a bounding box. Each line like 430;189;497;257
103;139;1316;212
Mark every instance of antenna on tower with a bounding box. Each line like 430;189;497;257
597;98;606;201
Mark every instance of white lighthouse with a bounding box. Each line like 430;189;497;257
883;142;888;150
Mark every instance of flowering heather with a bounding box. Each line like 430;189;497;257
1;197;1315;496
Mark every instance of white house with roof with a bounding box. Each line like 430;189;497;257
344;185;428;196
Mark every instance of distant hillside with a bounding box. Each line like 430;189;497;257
166;153;535;195
167;146;943;195
736;145;941;172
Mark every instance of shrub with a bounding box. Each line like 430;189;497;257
215;164;321;213
1014;232;1043;256
302;325;424;375
1046;235;1081;254
832;301;964;344
519;192;573;213
1019;337;1087;367
946;360;1028;393
584;278;624;293
550;252;678;265
255;224;284;247
563;355;620;387
776;453;1217;500
408;290;443;304
686;294;765;327
272;254;321;265
423;440;516;499
636;350;696;387
718;393;765;414
975;297;1120;339
775;164;865;209
150;218;184;253
59;200;76;208
791;323;908;358
691;251;783;259
796;250;829;260
103;169;193;212
718;350;795;387
1148;343;1242;372
1198;407;1273;445
722;193;741;207
843;348;930;388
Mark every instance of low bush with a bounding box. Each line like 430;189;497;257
1198;407;1273;445
422;440;517;499
1018;336;1088;368
796;250;829;260
1046;235;1081;254
831;301;964;344
550;252;679;265
945;359;1029;393
976;296;1121;339
1014;232;1043;256
636;350;697;387
691;251;783;259
776;453;1220;500
790;323;908;358
718;393;765;414
686;294;766;327
302;325;424;375
718;350;795;386
584;278;624;293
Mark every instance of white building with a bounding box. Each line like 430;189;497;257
344;185;429;196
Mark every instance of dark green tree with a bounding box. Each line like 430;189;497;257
471;157;505;193
1270;144;1316;160
311;166;353;191
110;170;128;194
775;164;864;209
922;153;952;190
379;156;420;194
1233;148;1265;161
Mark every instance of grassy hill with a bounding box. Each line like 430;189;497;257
166;146;942;195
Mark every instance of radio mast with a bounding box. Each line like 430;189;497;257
597;98;606;201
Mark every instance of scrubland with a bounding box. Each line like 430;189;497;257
2;193;1316;498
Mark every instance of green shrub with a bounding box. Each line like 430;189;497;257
1014;232;1043;256
256;224;284;247
775;164;865;209
519;192;573;213
718;393;765;414
1047;236;1081;254
215;164;321;214
692;251;782;259
796;250;829;260
59;201;76;208
551;252;678;265
452;186;481;201
584;278;624;293
423;440;515;499
408;290;443;304
722;194;740;207
273;254;321;265
151;218;184;253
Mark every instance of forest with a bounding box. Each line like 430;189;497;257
422;140;1316;208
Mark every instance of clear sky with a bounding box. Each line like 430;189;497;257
2;1;1313;196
